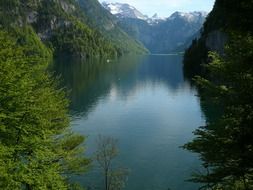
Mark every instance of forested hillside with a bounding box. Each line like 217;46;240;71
77;0;148;54
0;0;147;59
183;0;253;77
183;1;253;189
109;10;206;54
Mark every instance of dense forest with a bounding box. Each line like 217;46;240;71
0;29;90;189
183;0;253;189
0;0;147;59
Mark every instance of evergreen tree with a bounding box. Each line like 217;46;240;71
0;30;89;189
184;33;253;189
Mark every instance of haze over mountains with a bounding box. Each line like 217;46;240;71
102;1;208;53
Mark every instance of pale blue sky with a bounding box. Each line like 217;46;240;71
99;0;215;17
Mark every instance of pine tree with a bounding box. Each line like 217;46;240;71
184;33;253;189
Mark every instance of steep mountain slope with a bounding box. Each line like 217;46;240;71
0;0;147;59
0;0;120;58
152;11;207;53
76;0;148;54
102;1;206;53
101;2;148;20
183;0;253;76
172;30;202;52
102;1;165;24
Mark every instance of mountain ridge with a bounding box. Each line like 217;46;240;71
101;1;149;20
0;0;148;59
101;1;208;53
102;1;207;25
76;0;148;55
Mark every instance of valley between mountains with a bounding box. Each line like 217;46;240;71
1;0;253;189
102;1;207;53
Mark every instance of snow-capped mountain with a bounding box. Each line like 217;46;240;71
101;2;206;24
168;11;208;22
101;1;208;53
101;2;148;20
146;13;166;24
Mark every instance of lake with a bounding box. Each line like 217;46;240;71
54;55;206;190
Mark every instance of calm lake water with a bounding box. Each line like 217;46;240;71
54;55;206;190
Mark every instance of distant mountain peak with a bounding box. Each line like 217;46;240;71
146;13;165;24
152;13;158;19
101;2;207;26
169;11;208;22
101;1;148;20
101;2;167;24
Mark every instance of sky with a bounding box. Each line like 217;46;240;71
99;0;215;17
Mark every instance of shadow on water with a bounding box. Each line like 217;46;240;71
54;55;192;117
53;54;204;190
53;55;145;116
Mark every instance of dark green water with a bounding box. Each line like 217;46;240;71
54;55;205;190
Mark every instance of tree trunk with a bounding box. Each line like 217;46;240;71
105;169;108;190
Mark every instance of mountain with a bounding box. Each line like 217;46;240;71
76;0;148;54
102;1;207;53
101;2;165;24
146;13;166;25
183;0;253;77
0;0;147;59
101;2;148;20
168;11;207;23
104;3;207;53
154;11;207;53
0;0;122;58
172;30;202;53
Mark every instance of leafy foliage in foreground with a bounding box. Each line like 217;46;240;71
184;34;253;190
183;1;253;189
0;30;89;189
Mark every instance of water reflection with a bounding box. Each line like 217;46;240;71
54;55;195;116
54;55;205;190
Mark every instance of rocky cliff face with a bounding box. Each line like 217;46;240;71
0;0;121;57
0;0;148;57
2;0;78;38
183;0;253;76
5;0;79;39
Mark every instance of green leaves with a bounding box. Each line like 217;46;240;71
0;29;89;189
50;19;118;59
184;34;253;189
